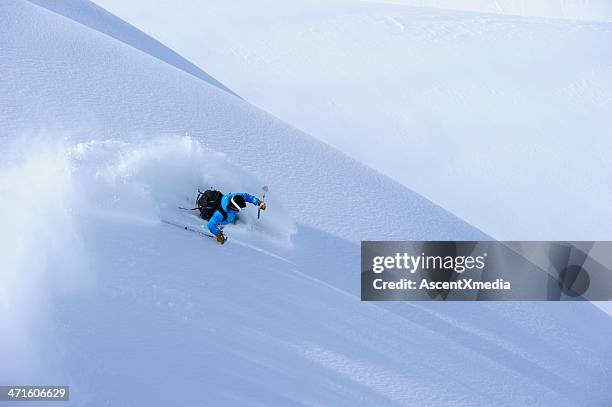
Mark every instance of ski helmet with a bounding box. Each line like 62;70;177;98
229;195;246;211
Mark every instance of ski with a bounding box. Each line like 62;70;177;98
161;219;216;240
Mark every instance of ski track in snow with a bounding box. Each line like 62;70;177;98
1;0;611;405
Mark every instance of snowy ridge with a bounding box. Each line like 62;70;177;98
1;0;611;405
26;0;237;96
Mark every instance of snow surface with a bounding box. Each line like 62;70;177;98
1;0;611;405
26;0;237;97
358;0;612;22
94;0;612;240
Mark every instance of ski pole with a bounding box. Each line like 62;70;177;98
258;185;268;219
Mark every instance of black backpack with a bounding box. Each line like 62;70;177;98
196;189;227;221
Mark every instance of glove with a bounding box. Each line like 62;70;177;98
259;202;266;211
216;232;226;245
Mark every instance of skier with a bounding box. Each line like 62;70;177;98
206;192;266;244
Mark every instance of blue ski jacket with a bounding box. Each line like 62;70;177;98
207;192;261;236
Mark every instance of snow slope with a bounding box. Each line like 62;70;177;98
26;0;237;96
1;0;611;406
358;0;612;22
94;0;612;240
